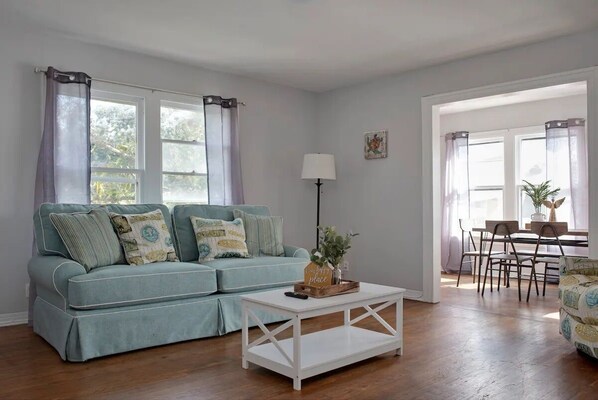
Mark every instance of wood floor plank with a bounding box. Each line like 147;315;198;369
0;275;596;399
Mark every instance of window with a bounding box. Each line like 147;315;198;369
468;140;504;228
90;91;144;204
89;84;210;206
160;100;208;206
517;136;546;224
466;127;556;225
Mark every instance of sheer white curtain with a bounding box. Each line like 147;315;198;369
203;96;244;205
32;67;91;324
441;132;470;272
545;119;587;229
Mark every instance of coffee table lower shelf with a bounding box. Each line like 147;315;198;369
246;325;400;386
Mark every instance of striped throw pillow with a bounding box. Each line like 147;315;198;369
49;209;124;272
233;209;284;256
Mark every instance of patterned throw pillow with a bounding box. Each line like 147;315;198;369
109;209;179;266
232;209;284;257
190;216;250;262
49;209;125;272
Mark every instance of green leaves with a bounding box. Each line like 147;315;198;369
522;180;561;209
310;226;358;268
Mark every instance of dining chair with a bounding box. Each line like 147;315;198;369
527;221;568;300
481;220;535;301
457;219;500;287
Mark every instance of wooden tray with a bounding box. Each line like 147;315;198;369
294;280;360;298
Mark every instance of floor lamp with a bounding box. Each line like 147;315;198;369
301;153;336;248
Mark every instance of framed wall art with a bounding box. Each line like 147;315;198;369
364;130;387;159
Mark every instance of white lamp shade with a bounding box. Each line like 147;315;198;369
301;153;336;180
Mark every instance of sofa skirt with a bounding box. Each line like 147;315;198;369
33;287;292;362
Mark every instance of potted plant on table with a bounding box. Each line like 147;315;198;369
522;180;561;222
310;226;358;285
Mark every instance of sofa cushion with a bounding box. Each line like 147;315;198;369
201;256;308;293
233;209;284;256
34;203;173;258
50;209;125;271
35;203;100;257
559;274;598;324
68;262;216;310
172;204;271;262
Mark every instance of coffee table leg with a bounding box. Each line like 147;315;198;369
395;296;403;356
242;302;249;369
344;309;351;325
293;315;302;390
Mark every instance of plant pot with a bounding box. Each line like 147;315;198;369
531;212;546;222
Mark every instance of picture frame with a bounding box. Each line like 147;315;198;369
364;130;388;159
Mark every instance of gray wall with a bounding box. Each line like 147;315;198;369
316;28;598;294
0;20;318;315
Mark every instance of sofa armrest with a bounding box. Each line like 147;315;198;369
560;256;598;276
283;245;310;260
28;256;87;301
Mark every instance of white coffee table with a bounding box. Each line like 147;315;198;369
241;282;405;390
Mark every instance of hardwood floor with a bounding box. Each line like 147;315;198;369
1;275;597;399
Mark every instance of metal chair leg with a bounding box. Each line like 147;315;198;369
542;263;548;297
457;254;466;287
517;264;522;302
472;257;477;284
497;261;502;292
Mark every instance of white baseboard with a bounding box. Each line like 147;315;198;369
0;312;28;327
404;289;425;301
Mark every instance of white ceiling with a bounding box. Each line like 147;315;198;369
439;82;588;114
3;0;598;92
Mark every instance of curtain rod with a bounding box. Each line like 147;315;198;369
34;67;246;106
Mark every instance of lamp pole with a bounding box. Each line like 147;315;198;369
315;178;322;249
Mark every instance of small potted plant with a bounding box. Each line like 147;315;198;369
522;180;560;222
310;226;358;284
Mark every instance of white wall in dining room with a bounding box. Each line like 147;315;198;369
0;16;318;317
439;94;587;135
315;27;598;296
438;93;588;192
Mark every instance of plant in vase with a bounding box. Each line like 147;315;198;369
310;226;358;285
522;180;560;222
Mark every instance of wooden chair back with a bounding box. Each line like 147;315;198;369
530;222;568;238
485;220;519;236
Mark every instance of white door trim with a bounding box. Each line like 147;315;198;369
421;66;598;303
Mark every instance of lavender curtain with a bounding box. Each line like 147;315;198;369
545;119;587;229
441;132;470;272
203;95;244;205
31;67;91;324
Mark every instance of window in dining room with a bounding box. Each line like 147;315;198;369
468;139;504;227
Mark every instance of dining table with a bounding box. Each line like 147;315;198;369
471;226;588;292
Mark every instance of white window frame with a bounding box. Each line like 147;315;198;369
89;84;210;205
514;126;547;223
90;87;145;203
468;125;547;224
468;130;507;221
159;95;208;205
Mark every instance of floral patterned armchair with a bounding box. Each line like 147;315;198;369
559;257;598;358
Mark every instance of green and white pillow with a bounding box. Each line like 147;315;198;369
109;209;179;266
190;216;250;262
233;209;284;256
49;209;124;272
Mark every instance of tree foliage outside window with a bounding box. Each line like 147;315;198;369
89;94;208;206
161;103;208;207
90;98;138;204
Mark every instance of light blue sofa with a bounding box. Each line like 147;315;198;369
29;203;310;362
